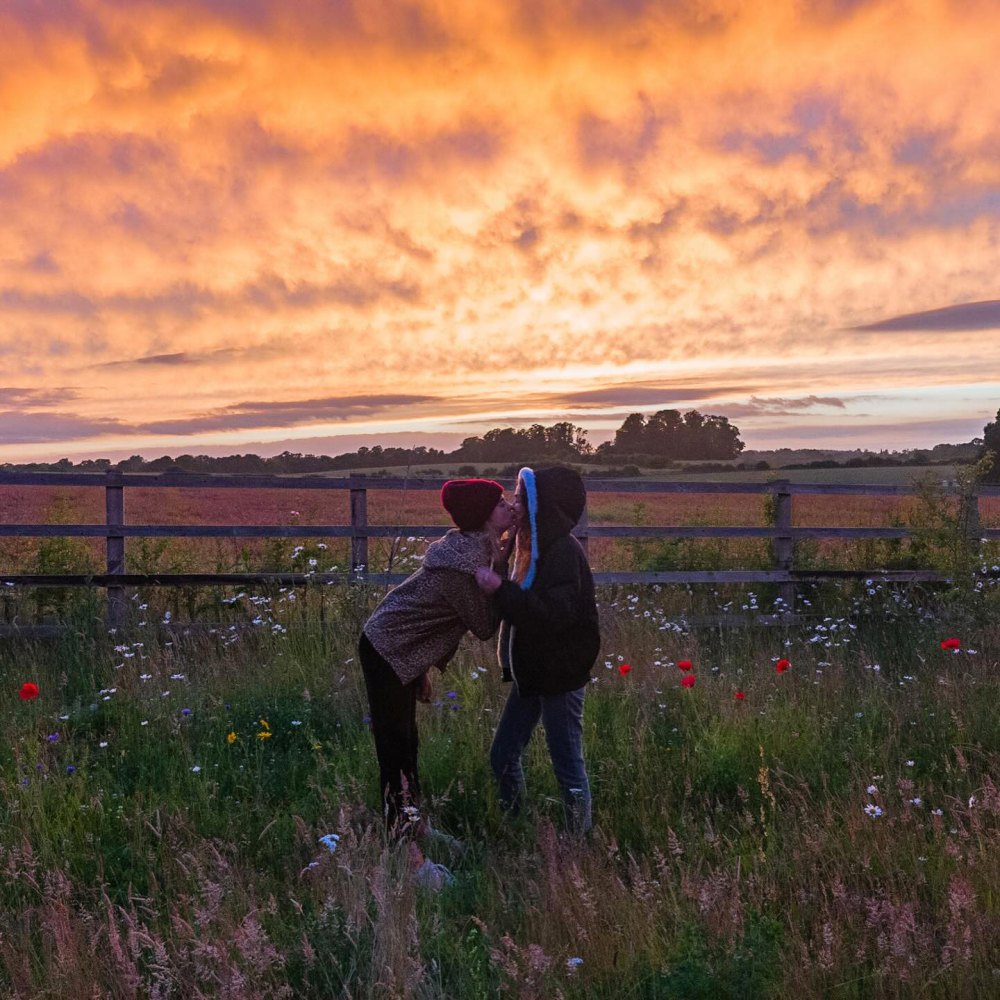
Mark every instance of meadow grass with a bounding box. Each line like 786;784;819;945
1;575;1000;998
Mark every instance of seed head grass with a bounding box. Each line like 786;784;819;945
1;577;1000;997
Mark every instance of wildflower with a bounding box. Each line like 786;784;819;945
681;674;695;689
775;658;791;673
19;682;39;701
46;733;60;743
734;691;746;701
256;730;273;741
618;663;632;676
567;957;584;969
940;638;961;650
905;760;915;767
864;804;883;818
227;731;237;744
66;765;76;775
259;719;270;730
867;784;878;795
319;833;340;853
181;708;191;716
291;720;302;726
677;660;693;672
191;765;202;773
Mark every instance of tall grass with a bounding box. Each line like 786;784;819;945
1;573;999;997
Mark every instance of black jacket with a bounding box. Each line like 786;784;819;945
494;467;600;696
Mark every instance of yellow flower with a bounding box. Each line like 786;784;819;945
256;730;273;741
226;731;237;745
259;719;270;730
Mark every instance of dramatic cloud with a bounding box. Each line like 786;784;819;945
137;394;440;434
0;410;131;444
1;0;999;459
0;387;78;406
718;395;848;417
557;383;754;408
851;300;1000;333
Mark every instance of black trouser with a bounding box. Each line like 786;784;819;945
359;632;421;832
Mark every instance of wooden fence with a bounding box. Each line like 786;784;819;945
2;470;999;630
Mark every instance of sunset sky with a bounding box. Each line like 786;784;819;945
1;0;999;462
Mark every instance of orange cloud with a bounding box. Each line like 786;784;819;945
1;0;998;458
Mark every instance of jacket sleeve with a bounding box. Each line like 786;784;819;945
492;541;582;634
443;569;502;640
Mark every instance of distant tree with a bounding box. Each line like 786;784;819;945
607;409;744;461
453;422;591;463
982;408;1000;482
613;413;648;454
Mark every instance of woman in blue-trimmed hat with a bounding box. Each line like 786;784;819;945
475;466;600;834
360;478;516;838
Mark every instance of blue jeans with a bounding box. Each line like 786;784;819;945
490;683;592;834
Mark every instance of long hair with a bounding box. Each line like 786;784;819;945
508;467;538;588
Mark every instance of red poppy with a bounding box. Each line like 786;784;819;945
618;663;632;676
19;682;39;701
775;659;791;673
734;690;746;701
681;674;695;689
677;660;693;672
940;638;961;650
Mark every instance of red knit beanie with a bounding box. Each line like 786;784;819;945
440;478;504;531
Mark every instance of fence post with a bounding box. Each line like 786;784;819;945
350;477;368;575
960;489;982;565
771;480;795;611
576;503;589;558
105;470;126;631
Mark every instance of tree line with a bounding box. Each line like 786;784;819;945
4;406;998;475
3;409;745;473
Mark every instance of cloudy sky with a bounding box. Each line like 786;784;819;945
1;0;998;461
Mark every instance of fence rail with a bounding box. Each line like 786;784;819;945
2;470;998;630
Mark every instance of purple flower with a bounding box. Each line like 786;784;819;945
446;691;458;700
181;708;192;716
46;733;60;742
66;765;76;775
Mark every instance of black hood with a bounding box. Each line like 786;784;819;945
532;466;586;551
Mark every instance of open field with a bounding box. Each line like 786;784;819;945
2;579;1000;998
2;476;998;594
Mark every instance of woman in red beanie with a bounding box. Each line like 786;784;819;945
359;479;515;840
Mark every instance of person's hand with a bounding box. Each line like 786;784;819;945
475;566;502;593
416;671;432;703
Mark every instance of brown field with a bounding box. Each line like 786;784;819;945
2;483;997;579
